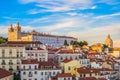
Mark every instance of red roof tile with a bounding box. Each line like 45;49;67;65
0;68;13;79
21;59;38;64
59;49;78;53
98;78;107;80
79;77;97;80
58;73;72;77
39;61;58;67
77;67;100;73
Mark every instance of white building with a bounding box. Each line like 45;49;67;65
57;49;83;63
98;68;119;80
57;73;73;80
8;23;77;48
21;59;61;80
25;47;48;62
79;58;90;67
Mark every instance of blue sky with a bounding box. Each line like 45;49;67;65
0;0;120;44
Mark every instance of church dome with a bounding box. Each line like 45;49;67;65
104;34;113;48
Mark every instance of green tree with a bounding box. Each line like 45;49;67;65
70;40;74;45
78;41;84;47
0;37;7;44
64;40;68;46
73;41;78;46
83;41;88;46
78;41;88;47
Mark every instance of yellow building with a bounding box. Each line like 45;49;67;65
109;48;120;57
0;68;13;80
8;22;32;41
60;59;81;74
91;43;103;52
0;44;25;72
104;34;113;48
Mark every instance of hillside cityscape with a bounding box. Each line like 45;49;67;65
0;23;120;80
0;0;120;80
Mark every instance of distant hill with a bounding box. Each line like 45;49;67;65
0;37;7;44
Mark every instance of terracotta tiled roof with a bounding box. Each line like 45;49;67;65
98;78;107;80
77;67;100;73
59;49;78;53
61;58;72;63
58;73;72;77
79;77;97;80
0;68;13;79
39;61;58;67
29;32;76;39
99;68;114;71
21;59;38;64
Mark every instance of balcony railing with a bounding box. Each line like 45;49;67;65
9;62;13;65
1;62;6;65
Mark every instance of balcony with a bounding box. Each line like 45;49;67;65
28;74;33;77
9;62;13;65
1;62;6;65
9;68;13;71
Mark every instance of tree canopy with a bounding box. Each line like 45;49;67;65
70;40;88;47
64;40;68;46
0;37;7;44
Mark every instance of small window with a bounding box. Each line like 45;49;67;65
35;71;37;74
68;78;70;80
60;57;63;60
23;72;26;75
35;54;37;57
68;66;71;70
90;73;92;76
45;72;47;75
64;78;66;80
53;72;55;75
84;74;86;77
41;72;43;75
23;66;25;69
80;74;82;77
29;66;31;69
35;65;37;69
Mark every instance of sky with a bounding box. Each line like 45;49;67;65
0;0;120;45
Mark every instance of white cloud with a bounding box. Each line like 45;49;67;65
67;23;120;45
90;6;97;9
95;12;120;19
67;12;78;16
0;26;8;35
19;0;120;14
20;0;96;14
42;20;75;31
